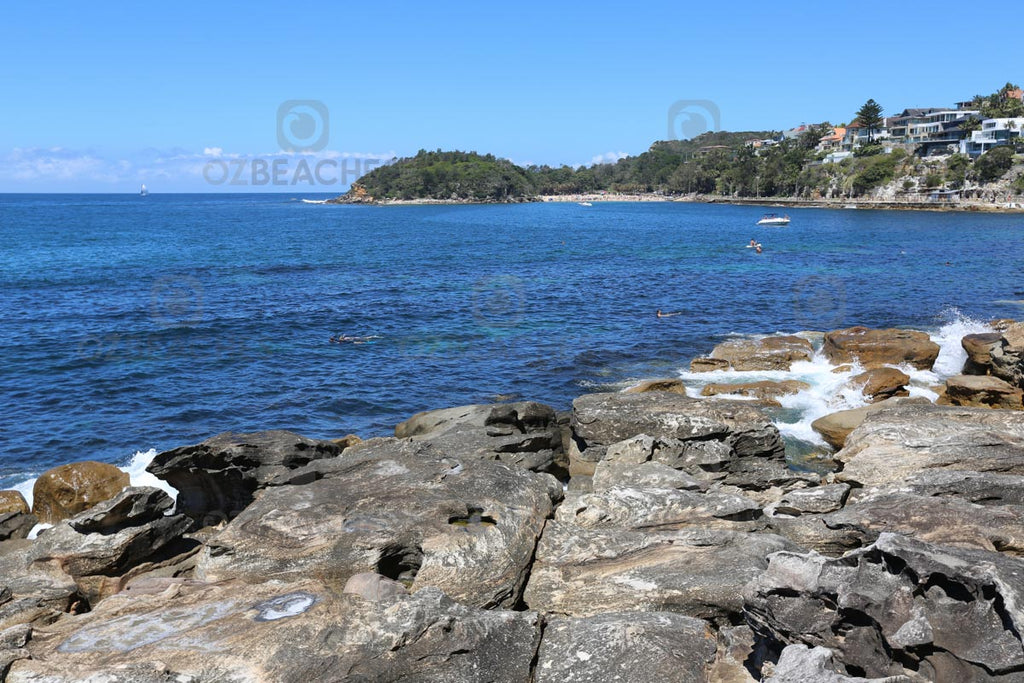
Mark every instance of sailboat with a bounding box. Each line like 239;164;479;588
140;183;149;196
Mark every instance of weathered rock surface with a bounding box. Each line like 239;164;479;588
199;443;561;609
810;396;929;450
146;430;342;523
690;357;730;372
823;326;940;370
706;335;814;371
962;331;1003;374
556;485;765;533
32;461;129;525
524;523;796;621
846;367;910;402
534;611;717;683
765;644;911;682
9;580;541;682
700;380;810;406
393;401;567;476
898;470;1024;506
624;378;688;394
570;392;790;489
28;487;195;602
0;493;29;516
942;374;1023;410
835;403;1024;489
991;322;1024;388
592;459;704;492
0;543;80;632
767;484;850;517
745;533;1024;681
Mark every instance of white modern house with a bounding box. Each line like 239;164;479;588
959;117;1024;157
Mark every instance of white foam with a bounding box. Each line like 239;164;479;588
927;309;994;379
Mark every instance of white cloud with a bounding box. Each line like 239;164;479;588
589;151;629;166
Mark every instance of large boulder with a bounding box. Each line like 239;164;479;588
198;442;561;610
569;392;788;488
534;611;717;683
810;396;929;450
991;322;1024;388
393;401;566;476
523;522;796;621
962;331;1003;375
31;462;129;525
942;374;1023;410
845;367;909;402
0;492;35;542
8;580;541;682
28;487;195;603
146;430;342;523
765;644;910;683
745;533;1024;681
705;335;814;371
823;326;940;370
835;403;1024;489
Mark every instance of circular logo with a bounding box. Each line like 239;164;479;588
150;275;204;328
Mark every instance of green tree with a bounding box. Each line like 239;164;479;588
855;99;884;143
974;146;1015;182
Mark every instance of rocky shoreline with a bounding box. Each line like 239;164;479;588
2;323;1024;680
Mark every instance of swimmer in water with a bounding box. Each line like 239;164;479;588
656;309;682;318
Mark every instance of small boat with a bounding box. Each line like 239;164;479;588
140;183;148;197
757;213;789;226
578;201;593;207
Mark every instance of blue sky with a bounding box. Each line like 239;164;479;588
2;0;1021;192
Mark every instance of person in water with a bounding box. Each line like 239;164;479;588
749;238;757;247
755;244;763;254
656;309;682;318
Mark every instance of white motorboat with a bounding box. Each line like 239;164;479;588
578;201;593;207
140;183;148;196
757;213;789;226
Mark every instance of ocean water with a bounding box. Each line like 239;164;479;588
2;194;1023;489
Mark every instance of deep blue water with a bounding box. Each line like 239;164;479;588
2;193;1023;485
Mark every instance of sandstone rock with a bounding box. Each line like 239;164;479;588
700;380;810;406
0;493;28;516
690;357;730;372
9;580;541;682
823;326;939;370
745;533;1024;680
570;392;790;489
846;367;910;402
768;484;850;516
835;403;1024;489
146;430;342;523
810;396;930;450
32;462;129;525
523;522;796;621
342;572;407;602
944;374;1023;410
990;324;1024;389
0;544;80;631
707;335;814;371
898;470;1024;506
199;443;560;609
765;644;908;682
592;459;704;492
624;378;688;394
393;401;566;476
962;332;1003;374
556;485;764;533
28;487;194;603
534;611;717;683
330;433;362;450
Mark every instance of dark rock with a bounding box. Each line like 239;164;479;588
146;430;342;523
32;462;129;525
823;326;940;370
10;580;541;682
535;611;717;683
765;644;909;682
0;513;36;542
198;443;560;609
745;533;1024;680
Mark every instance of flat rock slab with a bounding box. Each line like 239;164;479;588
943;374;1023;410
535;611;717;683
836;403;1024;489
700;380;810;406
811;396;930;451
823;326;940;370
707;335;814;371
523;522;795;621
198;444;561;609
746;532;1024;681
9;580;540;682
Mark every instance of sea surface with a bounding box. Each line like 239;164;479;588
2;194;1023;491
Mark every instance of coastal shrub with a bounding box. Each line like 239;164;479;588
851;154;899;194
924;172;943;188
973;146;1015;183
945;154;970;188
